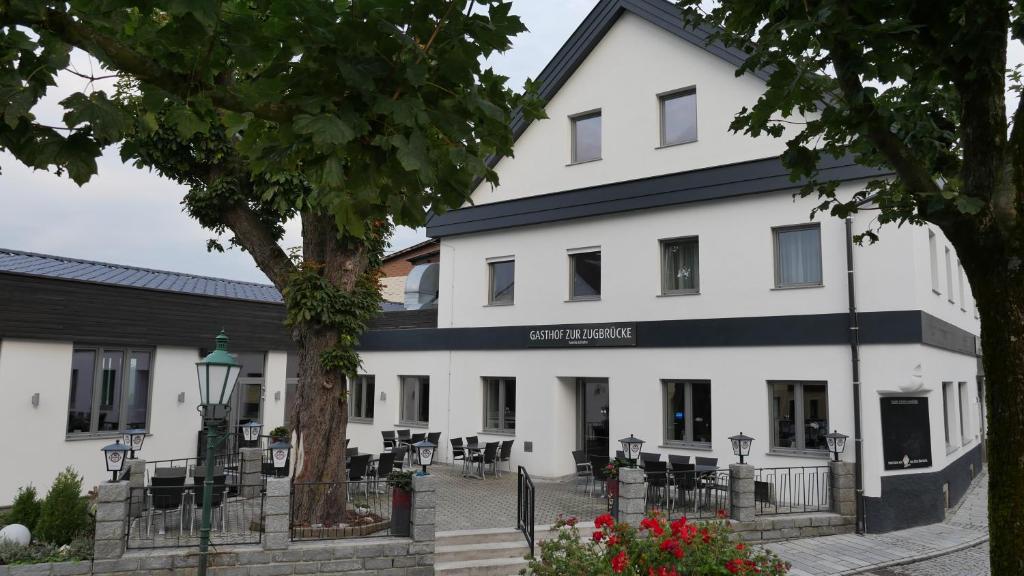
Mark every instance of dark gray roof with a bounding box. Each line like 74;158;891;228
0;248;283;304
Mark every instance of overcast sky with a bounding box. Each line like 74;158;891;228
0;1;1020;284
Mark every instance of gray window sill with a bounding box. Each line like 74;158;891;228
566;296;601;302
567;158;602;166
766;449;830;460
398;421;429;429
484;302;514;307
659;442;712;451
655;138;698;150
66;431;149;442
771;283;824;291
350;417;374;425
657;291;700;298
479;429;516;437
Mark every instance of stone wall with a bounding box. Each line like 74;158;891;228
0;473;435;576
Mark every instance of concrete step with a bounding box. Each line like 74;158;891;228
436;540;531;563
435;556;531;576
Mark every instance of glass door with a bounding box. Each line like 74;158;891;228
577;378;610;459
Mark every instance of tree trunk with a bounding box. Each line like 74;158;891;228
957;236;1024;576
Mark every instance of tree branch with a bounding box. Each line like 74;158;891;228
220;203;296;291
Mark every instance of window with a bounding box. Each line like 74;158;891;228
769;381;829;451
349;375;375;421
942;381;956;449
659;89;697;146
483;378;516;432
400;376;430;426
958;381;969;445
929;230;940;293
773;224;822;288
571;111;601;163
661;237;699;294
569;249;601;300
488;258;515;305
67;347;152;435
945;248;954;303
663;380;711;447
957;262;965;311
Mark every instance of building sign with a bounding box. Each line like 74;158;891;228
527;323;636;348
880;396;933;470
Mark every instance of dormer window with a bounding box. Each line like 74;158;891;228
659;88;697;147
570;110;602;163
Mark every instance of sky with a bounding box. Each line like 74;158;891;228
0;1;1021;284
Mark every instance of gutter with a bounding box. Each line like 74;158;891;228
845;216;865;534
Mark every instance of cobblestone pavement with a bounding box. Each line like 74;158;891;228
860;542;989;576
433;463;609;531
766;470;988;576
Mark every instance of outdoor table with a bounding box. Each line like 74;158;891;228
462;443;486;479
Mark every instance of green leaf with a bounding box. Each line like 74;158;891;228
294;114;357;148
954;194;985;215
60;92;132;144
60;133;101;185
166;107;209;139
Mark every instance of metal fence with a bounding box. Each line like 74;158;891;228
643;468;731;520
290;480;393;541
125;483;264;549
754;466;831;515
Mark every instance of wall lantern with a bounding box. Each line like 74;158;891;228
729;432;754;464
195;331;241;411
413;438;436;475
101;441;130;482
270;440;291;478
240;421;263;444
121;429;146;459
618;434;644;468
825;430;849;462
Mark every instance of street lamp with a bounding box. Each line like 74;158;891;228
240;421;263;445
825;430;849;462
413;438;436;475
101;441;130;482
121;428;146;459
729;432;754;464
618;434;644;468
270;440;292;478
195;331;241;576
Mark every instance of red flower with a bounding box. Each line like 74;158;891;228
593;530;604;542
659;537;685;559
725;559;744;574
607;534;620;546
736;543;746;551
717;509;729;519
565;516;578;527
595;513;615;529
610;550;629;573
640;516;665;536
701;528;711;543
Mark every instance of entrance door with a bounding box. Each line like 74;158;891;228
577;378;610;459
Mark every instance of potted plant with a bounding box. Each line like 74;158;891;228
388;470;414;536
268;426;289;443
604;458;628;499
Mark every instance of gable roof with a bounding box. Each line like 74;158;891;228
502;0;768;160
0;248;284;304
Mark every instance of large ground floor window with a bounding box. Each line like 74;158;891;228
663;380;711;447
400;375;430;426
768;381;829;451
68;347;152;435
483;377;516;432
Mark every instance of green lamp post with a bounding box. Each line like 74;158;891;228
195;331;241;576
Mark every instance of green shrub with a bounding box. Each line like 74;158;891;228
0;536;92;565
5;486;42;533
34;468;91;546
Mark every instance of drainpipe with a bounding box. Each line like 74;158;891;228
845;216;865;534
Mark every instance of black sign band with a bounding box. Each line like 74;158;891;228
527;322;637;348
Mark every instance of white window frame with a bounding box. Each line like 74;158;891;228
772;223;823;289
67;345;155;438
482;377;516;434
662;380;712;448
568;247;602;301
570;110;602;164
399;375;430;427
658;87;698;147
348;375;375;422
487;256;515;306
660;236;700;295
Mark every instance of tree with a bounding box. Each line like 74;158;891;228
0;0;541;522
677;0;1020;570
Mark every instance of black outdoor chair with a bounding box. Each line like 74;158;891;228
470;442;500;478
374;453;395;481
645;461;670;507
669;462;697;509
498;439;514;475
391;445;408;470
149;474;186;536
346;447;360;459
615;450;625;461
396;429;411;442
590;455;611;497
451;438;467;472
465;435;479;446
409;433;426;463
348;454;372;497
668;455;691;467
572;450;593;492
410;432;426;443
190;473;226;535
640;452;661;468
695;456;718;467
427;431;442;460
382;430;397;452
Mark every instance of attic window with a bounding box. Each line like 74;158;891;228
571;111;602;163
660;88;697;146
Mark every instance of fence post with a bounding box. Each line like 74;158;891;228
729;464;755;522
411;473;437;543
240;447;262;498
263;477;291;550
93;481;130;560
830;461;856;516
618;467;646;528
126;458;146;520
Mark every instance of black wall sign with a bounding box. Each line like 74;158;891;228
527;322;636;348
880;396;933;470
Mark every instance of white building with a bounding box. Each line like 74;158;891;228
0;0;982;534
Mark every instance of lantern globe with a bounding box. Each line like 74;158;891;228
240;421;263;443
413;439;437;474
196;331;241;410
101;441;131;481
618;434;645;467
825;430;849;462
728;432;755;464
269;440;291;477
